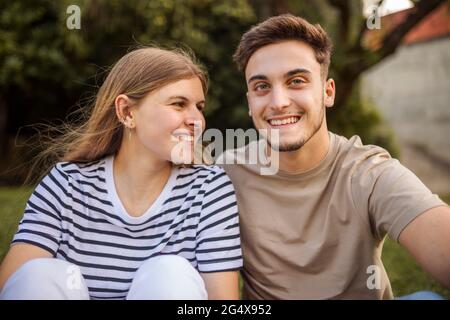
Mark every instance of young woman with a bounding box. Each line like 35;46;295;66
0;47;242;300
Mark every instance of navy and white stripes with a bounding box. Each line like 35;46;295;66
12;156;242;299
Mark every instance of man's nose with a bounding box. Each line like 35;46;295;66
269;85;290;112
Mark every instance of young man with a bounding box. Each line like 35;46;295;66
219;14;450;299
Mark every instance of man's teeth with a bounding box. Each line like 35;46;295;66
269;116;300;126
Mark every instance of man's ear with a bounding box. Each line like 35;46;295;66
324;79;335;108
115;94;135;128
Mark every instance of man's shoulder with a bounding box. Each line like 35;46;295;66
216;141;258;162
333;133;397;173
214;140;267;182
331;133;414;198
215;140;261;167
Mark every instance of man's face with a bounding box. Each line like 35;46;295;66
245;40;334;152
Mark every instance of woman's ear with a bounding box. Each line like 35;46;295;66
115;94;135;128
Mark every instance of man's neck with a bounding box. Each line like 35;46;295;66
276;124;330;173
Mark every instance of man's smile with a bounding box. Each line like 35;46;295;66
265;114;303;128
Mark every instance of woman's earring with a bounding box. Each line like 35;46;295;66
121;118;132;141
248;110;252;117
128;121;134;141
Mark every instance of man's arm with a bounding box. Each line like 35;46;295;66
200;271;240;300
398;205;450;288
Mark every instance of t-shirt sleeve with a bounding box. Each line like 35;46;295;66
352;154;447;242
196;168;243;273
11;164;66;255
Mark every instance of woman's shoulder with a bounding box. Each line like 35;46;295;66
49;158;107;183
176;165;228;182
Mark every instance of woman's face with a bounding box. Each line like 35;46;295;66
132;77;206;164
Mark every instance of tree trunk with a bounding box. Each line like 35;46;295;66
332;0;446;109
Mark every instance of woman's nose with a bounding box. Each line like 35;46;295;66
185;115;204;133
186;105;204;123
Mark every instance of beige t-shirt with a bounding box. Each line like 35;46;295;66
219;132;446;299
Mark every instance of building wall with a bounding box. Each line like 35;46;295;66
362;36;450;194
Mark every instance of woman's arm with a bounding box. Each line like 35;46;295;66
0;243;53;291
200;271;240;300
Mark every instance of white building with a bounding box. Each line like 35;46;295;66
362;4;450;194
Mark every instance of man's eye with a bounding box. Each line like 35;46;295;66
289;78;304;86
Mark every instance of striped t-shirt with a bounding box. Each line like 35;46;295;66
12;156;242;299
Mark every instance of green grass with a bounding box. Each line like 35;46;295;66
0;187;32;262
0;188;449;298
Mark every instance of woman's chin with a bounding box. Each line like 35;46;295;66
170;143;194;165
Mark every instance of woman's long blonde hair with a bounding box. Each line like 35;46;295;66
28;46;208;184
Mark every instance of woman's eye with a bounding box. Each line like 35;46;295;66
172;101;185;107
255;83;269;91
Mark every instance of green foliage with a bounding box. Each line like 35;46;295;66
0;0;256;129
327;83;400;157
0;0;92;132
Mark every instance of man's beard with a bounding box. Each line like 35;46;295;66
267;102;325;152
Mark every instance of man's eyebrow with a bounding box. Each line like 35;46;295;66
247;75;268;84
247;68;311;84
285;68;311;77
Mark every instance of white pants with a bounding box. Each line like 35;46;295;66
0;255;208;300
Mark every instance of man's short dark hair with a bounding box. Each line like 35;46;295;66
233;14;333;78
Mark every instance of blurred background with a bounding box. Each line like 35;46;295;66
0;0;449;298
